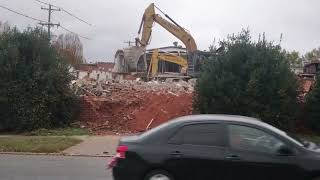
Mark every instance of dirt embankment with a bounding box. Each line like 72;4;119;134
74;79;194;135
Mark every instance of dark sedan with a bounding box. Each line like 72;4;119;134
108;115;320;180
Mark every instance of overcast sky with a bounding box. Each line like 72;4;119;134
1;0;320;62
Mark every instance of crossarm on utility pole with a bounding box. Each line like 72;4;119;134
39;4;60;39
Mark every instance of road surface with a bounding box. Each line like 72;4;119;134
0;155;112;180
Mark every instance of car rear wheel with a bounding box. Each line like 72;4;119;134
144;170;174;180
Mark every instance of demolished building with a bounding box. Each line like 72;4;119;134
113;46;188;78
72;62;138;81
73;62;115;81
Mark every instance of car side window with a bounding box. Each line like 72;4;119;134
228;125;285;154
169;123;224;147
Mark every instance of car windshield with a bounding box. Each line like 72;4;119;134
261;122;304;147
289;134;320;151
263;124;319;150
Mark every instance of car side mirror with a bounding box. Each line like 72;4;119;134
277;145;293;156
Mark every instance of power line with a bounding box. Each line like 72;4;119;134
59;25;91;40
61;9;92;26
39;3;60;38
35;0;92;26
0;4;45;22
0;3;90;40
35;1;90;40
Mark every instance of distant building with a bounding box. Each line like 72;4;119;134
303;61;320;75
72;62;136;81
297;61;320;101
73;62;115;81
147;46;187;54
298;61;320;81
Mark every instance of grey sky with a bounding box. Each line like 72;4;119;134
1;0;319;62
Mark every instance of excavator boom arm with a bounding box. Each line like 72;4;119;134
137;3;155;47
153;14;197;52
137;3;197;52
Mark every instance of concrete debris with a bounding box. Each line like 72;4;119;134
74;78;195;135
72;78;195;97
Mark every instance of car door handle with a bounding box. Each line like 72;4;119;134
170;151;183;157
225;154;241;161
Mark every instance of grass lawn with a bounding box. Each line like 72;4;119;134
27;128;91;136
0;136;82;153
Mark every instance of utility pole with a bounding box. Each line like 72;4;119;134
39;4;60;39
124;41;135;47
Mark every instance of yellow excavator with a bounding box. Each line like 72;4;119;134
113;3;202;76
148;49;188;78
135;3;199;76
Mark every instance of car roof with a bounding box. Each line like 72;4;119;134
140;114;266;143
171;114;264;126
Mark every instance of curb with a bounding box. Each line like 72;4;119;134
0;152;114;158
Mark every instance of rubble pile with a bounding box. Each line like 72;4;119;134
73;78;194;135
73;78;195;97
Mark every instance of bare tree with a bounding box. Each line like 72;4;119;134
0;21;10;34
303;47;320;64
53;33;85;65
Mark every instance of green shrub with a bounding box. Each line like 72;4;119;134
305;74;320;133
194;30;299;130
0;27;78;132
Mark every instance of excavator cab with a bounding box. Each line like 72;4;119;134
147;49;188;78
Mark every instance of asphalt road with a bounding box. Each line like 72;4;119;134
0;155;112;180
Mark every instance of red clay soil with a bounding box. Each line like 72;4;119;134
298;78;315;102
129;92;193;132
77;91;193;135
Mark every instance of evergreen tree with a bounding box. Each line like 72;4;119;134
0;27;78;131
305;74;320;133
194;30;299;130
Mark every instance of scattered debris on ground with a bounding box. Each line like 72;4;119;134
73;78;195;135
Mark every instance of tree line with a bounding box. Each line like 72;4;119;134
1;24;320;134
195;30;320;133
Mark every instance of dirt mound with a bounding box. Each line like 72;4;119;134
75;79;194;135
129;91;193;132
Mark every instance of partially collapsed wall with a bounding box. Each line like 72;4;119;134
113;46;146;73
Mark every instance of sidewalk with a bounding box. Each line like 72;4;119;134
63;135;120;156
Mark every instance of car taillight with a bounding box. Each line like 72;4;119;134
107;145;128;169
107;157;117;169
116;145;128;159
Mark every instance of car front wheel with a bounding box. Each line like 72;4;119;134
144;170;174;180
